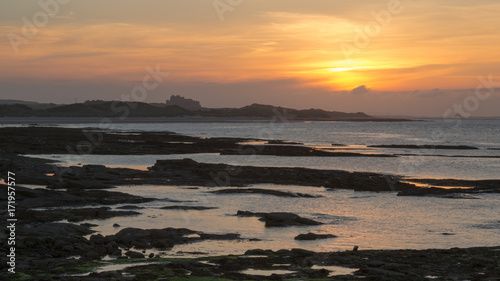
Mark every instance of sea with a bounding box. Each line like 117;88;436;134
7;119;500;256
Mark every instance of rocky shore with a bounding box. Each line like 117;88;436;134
1;126;499;280
1;232;499;281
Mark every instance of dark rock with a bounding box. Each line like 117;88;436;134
222;144;396;158
54;240;68;250
116;205;145;210
236;211;322;227
294;232;337;240
89;234;106;245
236;210;260;217
302;268;329;278
368;144;479;150
23;237;43;248
90;271;123;279
397;187;448;197
62;245;75;252
268;140;304;145
80;223;98;228
244;249;274;256
110;227;243;251
83;250;101;260
125;250;145;259
211;188;317;198
17;186;155;209
367;260;385;267
380;262;412;271
263;213;322;227
276;249;291;255
160;205;218;210
291;248;315;257
111;249;122;257
132;240;149;249
199;233;240;240
397;187;479;199
152;239;175;249
19;222;94;237
361;267;406;278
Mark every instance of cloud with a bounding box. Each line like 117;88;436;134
350;85;370;95
413;88;449;98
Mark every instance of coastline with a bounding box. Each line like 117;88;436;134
0;116;416;125
0;126;499;280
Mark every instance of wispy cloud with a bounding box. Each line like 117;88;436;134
1;1;500;116
350;85;371;95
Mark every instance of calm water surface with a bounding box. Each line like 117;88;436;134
15;120;500;256
77;184;500;256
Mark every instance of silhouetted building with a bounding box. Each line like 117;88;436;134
166;95;202;110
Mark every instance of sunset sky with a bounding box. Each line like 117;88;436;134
1;0;499;116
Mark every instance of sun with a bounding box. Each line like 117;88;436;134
326;67;363;72
325;61;373;72
296;60;376;90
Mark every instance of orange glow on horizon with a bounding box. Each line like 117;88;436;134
1;3;500;94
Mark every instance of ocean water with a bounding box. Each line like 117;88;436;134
28;119;500;180
78;184;500;256
36;119;500;149
14;119;500;255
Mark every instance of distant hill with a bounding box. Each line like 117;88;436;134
0;100;375;120
0;99;41;105
41;101;192;117
0;99;59;110
203;103;370;119
0;104;36;117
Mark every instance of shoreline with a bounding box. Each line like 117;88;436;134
0;116;417;124
1;126;499;280
1;239;498;280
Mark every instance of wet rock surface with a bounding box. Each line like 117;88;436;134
160;205;218;210
236;211;323;227
18;207;141;223
0;126;499;280
0;184;154;209
109;227;240;250
0;219;248;279
116;205;145;210
294;232;338;240
368;144;480;150
210;188;318;198
4;246;497;280
149;159;499;194
1;127;498;195
8;152;495;197
0;126;391;158
268;140;304;145
222;144;397;157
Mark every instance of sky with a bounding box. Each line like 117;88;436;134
1;0;500;117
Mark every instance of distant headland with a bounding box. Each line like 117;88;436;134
0;96;410;122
